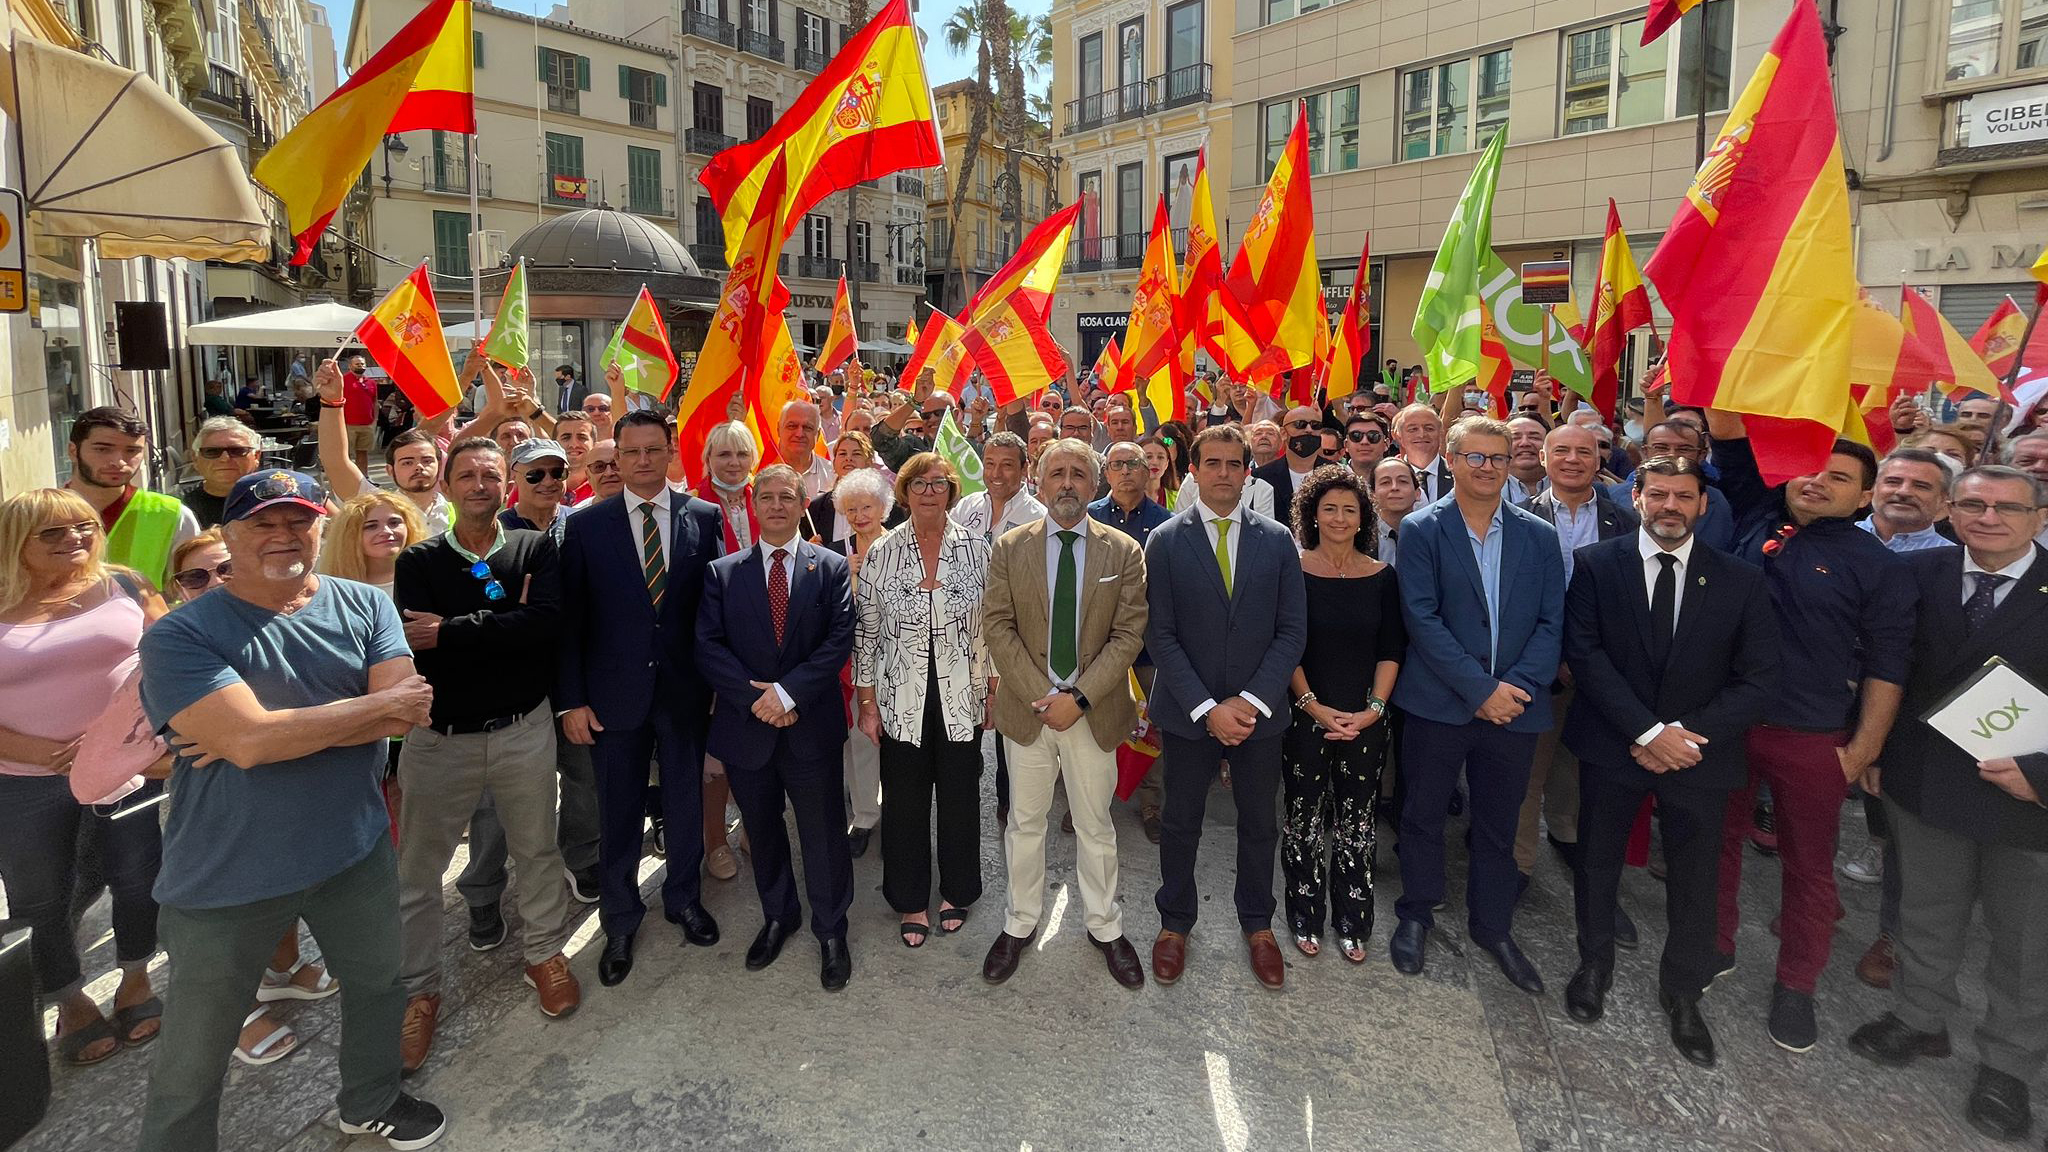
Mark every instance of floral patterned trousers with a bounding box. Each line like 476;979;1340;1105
1280;710;1389;939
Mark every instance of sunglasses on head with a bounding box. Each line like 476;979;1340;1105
524;466;566;484
172;560;232;592
199;445;257;460
468;560;507;601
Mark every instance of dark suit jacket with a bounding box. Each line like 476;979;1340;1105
1390;496;1566;732
1405;455;1456;506
556;490;725;731
694;540;854;773
1143;502;1307;743
1521;486;1640;540
1562;535;1780;790
1881;545;2048;851
1251;457;1313;532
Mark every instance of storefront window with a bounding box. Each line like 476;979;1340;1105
35;274;89;484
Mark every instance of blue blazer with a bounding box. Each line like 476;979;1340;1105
694;540;854;773
1390;496;1566;732
556;491;726;731
1142;502;1307;743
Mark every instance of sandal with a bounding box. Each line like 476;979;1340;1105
899;920;929;949
937;905;968;934
113;996;164;1048
1339;936;1367;965
258;960;338;1003
57;1014;121;1066
1293;932;1321;958
233;1008;300;1067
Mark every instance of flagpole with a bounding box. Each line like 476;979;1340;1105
469;139;484;362
2002;283;2048;401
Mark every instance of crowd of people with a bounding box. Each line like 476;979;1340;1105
2;351;2047;1152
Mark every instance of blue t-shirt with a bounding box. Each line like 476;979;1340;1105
140;578;409;909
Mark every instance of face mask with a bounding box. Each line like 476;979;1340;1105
1288;433;1321;459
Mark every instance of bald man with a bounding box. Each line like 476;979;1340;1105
1252;405;1325;519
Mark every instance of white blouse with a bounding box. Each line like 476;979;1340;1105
853;518;991;745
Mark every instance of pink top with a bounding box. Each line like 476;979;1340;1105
0;582;146;776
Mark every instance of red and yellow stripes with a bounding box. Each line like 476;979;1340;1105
1120;196;1186;391
1218;103;1322;385
675;150;791;478
902;305;974;397
1586;200;1654;418
959;204;1081;405
1319;237;1373;401
355;263;462;418
1178;148;1226;371
818;275;859;375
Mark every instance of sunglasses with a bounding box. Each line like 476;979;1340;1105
468;560;507;601
1285;420;1317;431
1348;429;1386;444
199;445;258;460
524;466;566;484
172;560;232;592
35;521;97;545
1760;522;1799;556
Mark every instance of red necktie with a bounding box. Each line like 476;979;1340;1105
769;547;789;644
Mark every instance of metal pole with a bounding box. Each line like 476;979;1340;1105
469;139;484;350
1693;4;1710;168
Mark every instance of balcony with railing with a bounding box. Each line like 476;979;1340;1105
682;8;736;45
797;255;840;279
195;63;246;117
1063;63;1214;134
1112;232;1145;269
686;127;736;155
850;260;880;283
545;174;594;206
1156;62;1214;110
627;187;677;218
895;264;925;286
422;162;492;197
629;100;659;130
795;45;829;72
1067;237;1104;272
895;173;925;197
739;27;784;61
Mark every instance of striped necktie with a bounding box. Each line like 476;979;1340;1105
640;503;668;609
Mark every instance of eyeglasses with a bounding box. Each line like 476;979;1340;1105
1348;429;1386;444
1760;522;1799;556
1952;498;2040;519
198;445;257;460
1106;459;1148;472
172;560;232;592
467;560;507;601
1458;452;1510;469
906;477;950;494
523;466;566;484
585;459;619;474
36;521;99;546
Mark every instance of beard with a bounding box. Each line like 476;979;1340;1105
260;557;309;581
1050;492;1087;522
1646;515;1693;543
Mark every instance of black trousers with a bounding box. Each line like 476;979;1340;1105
725;736;854;940
1575;761;1727;998
877;693;983;914
1394;715;1536;946
1155;730;1283;935
1281;712;1389;939
590;702;706;937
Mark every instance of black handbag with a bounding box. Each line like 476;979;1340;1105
0;927;52;1148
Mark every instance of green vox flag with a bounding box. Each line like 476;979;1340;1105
933;408;985;498
481;260;530;369
1411;128;1507;393
1477;251;1594;402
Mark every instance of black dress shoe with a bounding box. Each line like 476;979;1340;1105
1661;992;1716;1067
1565;964;1611;1023
1848;1012;1952;1068
1613;906;1639;951
1967;1064;2032;1141
746;920;794;971
1094;935;1146;989
819;937;852;992
847;826;872;859
983;932;1032;984
1514;871;1531;905
598;933;635;987
1481;937;1545;995
667;902;720;946
1390;919;1427;975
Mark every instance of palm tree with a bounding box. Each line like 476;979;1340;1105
941;0;1008;310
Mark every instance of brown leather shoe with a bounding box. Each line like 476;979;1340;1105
1245;929;1285;990
1141;810;1162;844
1094;935;1145;989
982;932;1032;984
1856;934;1897;990
524;953;581;1018
399;994;439;1076
1152;930;1188;986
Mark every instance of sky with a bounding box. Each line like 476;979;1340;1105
320;0;1049;89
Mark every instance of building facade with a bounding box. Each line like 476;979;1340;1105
924;77;1054;314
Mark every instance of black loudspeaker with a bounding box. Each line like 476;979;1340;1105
114;301;172;371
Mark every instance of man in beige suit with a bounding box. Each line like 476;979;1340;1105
980;438;1150;988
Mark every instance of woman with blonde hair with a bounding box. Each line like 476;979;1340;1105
0;488;169;1064
692;419;759;881
317;490;428;595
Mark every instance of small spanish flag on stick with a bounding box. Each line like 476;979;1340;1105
354;263;462;418
602;286;680;402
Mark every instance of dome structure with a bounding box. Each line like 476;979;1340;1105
505;208;702;276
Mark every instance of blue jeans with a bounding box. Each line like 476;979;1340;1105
0;773;162;996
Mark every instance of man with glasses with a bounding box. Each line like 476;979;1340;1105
581;393;614;442
1254;405;1326;518
66;406;201;590
498;439;571;542
1847;465;2048;1141
182;416;265;528
1344;414;1391;477
1091;441;1170;547
1388;417;1566;996
390;438;580;1076
1609;420;1734;551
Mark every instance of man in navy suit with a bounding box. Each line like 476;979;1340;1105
1144;423;1308;990
557;410;726;987
1560;456;1779;1067
1390;415;1566;993
695;463;857;991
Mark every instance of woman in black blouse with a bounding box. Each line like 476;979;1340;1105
1283;465;1404;963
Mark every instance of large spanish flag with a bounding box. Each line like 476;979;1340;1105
1899;287;2005;401
1178;147;1227;370
1319;236;1373;401
1644;0;1861;485
698;0;940;259
1218;103;1322;385
1586;199;1654;418
818;275;859;374
675;151;790;474
902;305;975;397
960;203;1082;404
354;263;462;419
1121;196;1186;389
255;0;472;264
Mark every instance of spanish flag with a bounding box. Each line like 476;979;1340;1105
818;275;859;374
960;203;1082;404
748;315;812;463
255;0;472;264
1969;295;2033;387
1586;200;1654;418
1120;196;1186;390
1641;0;1703;46
1644;0;1862;485
1137;370;1185;432
1218;103;1322;385
902;305;975;397
1319;236;1372;401
354;263;462;419
1850;292;1945;408
1092;336;1126;395
698;0;941;258
1898;287;2005;401
675;151;790;474
602;286;681;402
1178;148;1226;370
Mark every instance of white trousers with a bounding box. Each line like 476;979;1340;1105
1002;721;1123;942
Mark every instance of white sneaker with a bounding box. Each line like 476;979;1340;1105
1839;842;1883;885
339;1092;446;1150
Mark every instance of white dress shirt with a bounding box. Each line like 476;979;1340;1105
951;488;1046;545
1188;497;1270;723
627;485;673;568
756;536;804;710
793;454;836;502
1963;547;2038;609
1409;455;1447;504
1634;528;1699;747
1041;516;1088;685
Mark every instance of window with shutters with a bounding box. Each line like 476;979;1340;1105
539;47;586;115
693;83;725;133
627;146;665;215
853;221;870;264
746;96;774;139
622;66;666;128
433;211;472;277
804;214;831;259
545;132;586;204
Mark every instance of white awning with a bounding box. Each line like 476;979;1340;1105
187;301;369;347
5;37;269;262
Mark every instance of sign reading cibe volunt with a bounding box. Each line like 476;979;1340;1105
1971;81;2048;146
0;190;25;314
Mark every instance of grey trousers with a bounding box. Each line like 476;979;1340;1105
138;839;405;1152
1516;684;1579;872
399;704;574;996
1887;797;2048;1078
457;715;602;907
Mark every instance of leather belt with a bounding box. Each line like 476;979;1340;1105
435;712;527;737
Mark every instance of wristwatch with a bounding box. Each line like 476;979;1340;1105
1365;696;1388;716
1058;686;1091;711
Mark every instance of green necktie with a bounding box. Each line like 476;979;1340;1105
1213;518;1233;597
1051;530;1079;681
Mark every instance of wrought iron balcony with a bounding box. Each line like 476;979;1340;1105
795;45;829;72
686;127;736;156
739;28;784;62
682;9;736;46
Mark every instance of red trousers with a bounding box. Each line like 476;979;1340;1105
1716;726;1848;995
